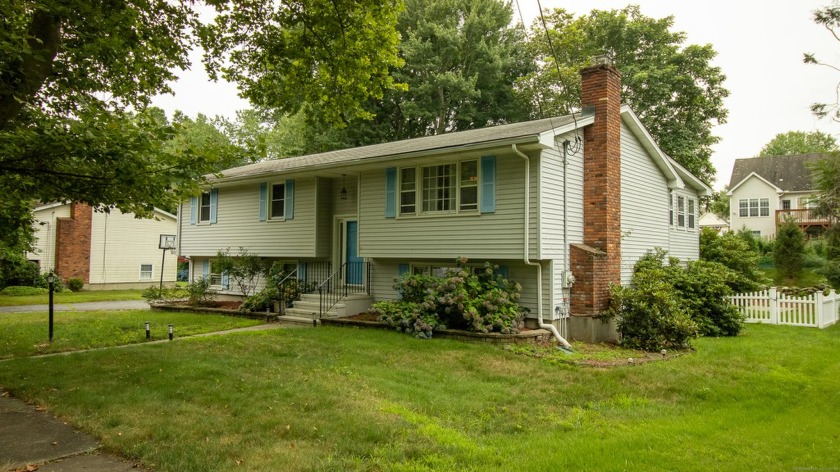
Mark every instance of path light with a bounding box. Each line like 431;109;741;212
145;321;151;341
661;349;667;359
168;324;174;341
47;272;55;342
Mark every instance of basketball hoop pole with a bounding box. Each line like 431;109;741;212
159;234;176;291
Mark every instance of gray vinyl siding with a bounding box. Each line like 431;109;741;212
668;188;701;262
358;150;535;260
179;177;318;258
620;122;671;284
538;131;584;262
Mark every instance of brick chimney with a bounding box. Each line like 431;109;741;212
570;57;622;316
54;203;93;283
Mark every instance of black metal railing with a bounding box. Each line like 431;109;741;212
277;261;332;315
317;261;371;318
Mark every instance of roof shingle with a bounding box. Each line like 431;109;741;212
729;153;831;192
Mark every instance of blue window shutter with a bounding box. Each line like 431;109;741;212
190;197;197;225
259;183;267;221
285;179;295;220
202;260;209;279
209;189;218;224
497;265;509;280
385;168;397;218
221;271;230;290
480;156;496;213
297;262;307;282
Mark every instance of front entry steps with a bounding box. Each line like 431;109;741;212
278;293;372;327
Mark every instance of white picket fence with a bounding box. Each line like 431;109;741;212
729;287;840;328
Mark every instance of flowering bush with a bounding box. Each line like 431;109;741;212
372;258;526;338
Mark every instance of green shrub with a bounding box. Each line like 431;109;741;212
605;268;698;351
370;300;443;339
374;258;526;338
142;285;188;303
604;249;746;350
241;285;279;312
66;278;84;292
700;227;767;292
0;253;39;288
0;285;49;296
774;218;806;278
673;260;744;337
186;278;217;306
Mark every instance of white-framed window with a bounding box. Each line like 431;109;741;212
199;192;211;222
751;230;761;237
140;264;153;280
270;183;285;219
400;167;416;215
669;194;674;226
781;199;791;210
677;196;685;227
400;159;479;215
738;198;770;217
410;262;480;278
688;198;696;229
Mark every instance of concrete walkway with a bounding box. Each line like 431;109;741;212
0;300;149;314
0;322;294;470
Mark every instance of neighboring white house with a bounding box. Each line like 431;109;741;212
177;60;711;342
699;212;728;234
727;154;829;238
27;202;178;290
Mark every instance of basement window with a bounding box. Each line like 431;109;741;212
140;264;153;280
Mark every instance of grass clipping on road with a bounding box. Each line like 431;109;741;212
0;324;838;471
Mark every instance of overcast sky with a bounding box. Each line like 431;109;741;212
151;0;840;190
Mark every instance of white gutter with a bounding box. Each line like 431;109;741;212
511;144;573;349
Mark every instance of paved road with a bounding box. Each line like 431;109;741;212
0;300;149;313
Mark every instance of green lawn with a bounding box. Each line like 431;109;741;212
0;324;838;471
0;289;144;306
0;310;263;359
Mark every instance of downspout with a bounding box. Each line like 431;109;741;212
512;144;573;349
561;140;572;340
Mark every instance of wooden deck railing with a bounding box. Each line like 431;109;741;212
775;208;829;226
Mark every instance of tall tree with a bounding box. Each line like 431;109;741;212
758;130;839;156
810;155;840;287
0;0;403;250
523;6;729;184
805;2;840;121
774;218;806;279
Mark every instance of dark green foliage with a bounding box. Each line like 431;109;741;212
605;264;698;351
0;286;48;296
240;286;279;313
674;261;745;337
774;219;806;278
372;258;526;338
186;278;217;307
699;228;767;292
66;278;84;292
758;131;839;156
524;5;728;183
605;249;746;350
141;285;187;303
0;252;39;288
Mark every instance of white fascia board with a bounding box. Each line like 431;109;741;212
536;115;595;147
667;156;713;196
32;202;68;212
619;106;684;190
727;172;783;196
152;208;178;221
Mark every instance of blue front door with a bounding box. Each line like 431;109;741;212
345;221;363;285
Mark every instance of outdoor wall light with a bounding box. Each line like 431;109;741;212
340;174;348;200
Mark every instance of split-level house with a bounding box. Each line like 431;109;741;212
177;60;711;341
728;153;830;238
27;202;178;289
